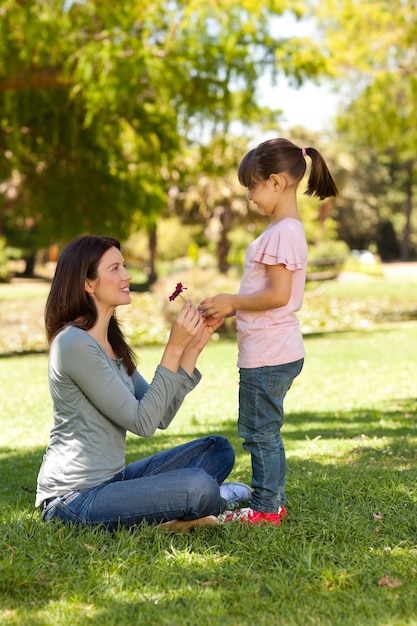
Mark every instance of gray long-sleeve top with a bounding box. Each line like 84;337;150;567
36;325;201;507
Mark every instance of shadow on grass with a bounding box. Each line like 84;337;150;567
1;398;415;512
1;403;417;625
284;398;417;442
0;349;47;359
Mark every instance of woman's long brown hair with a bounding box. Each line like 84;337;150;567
45;235;136;375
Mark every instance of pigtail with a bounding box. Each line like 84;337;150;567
303;147;339;200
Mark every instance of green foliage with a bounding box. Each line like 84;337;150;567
157;218;202;263
227;226;255;267
0;0;324;256
308;239;349;261
315;0;417;260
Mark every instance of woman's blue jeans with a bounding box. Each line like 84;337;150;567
41;436;234;529
238;359;304;513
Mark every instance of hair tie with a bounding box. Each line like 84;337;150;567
301;147;307;157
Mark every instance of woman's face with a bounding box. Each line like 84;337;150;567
85;246;132;312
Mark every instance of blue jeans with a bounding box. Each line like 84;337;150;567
238;359;304;513
41;436;234;529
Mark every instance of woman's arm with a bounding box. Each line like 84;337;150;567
57;327;200;439
130;366;200;431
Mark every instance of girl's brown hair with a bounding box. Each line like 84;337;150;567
238;137;338;200
45;235;136;375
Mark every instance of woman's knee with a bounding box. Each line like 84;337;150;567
186;469;221;516
212;435;235;466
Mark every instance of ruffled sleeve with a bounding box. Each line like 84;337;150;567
253;221;305;272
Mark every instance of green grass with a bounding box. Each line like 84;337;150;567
1;314;417;625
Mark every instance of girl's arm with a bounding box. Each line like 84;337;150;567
200;264;292;318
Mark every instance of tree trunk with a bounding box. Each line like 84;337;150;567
22;253;36;277
147;226;158;285
400;160;414;261
217;203;232;274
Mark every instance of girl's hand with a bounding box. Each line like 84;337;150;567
199;294;236;319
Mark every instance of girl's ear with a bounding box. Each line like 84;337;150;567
269;173;286;191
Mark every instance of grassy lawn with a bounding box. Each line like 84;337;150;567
1;274;417;625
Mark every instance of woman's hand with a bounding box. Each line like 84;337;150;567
186;314;224;354
169;301;204;348
160;301;204;373
179;314;224;375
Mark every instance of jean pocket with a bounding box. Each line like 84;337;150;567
268;360;304;397
42;491;85;524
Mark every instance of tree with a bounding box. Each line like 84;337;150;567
331;146;404;259
0;0;328;274
314;0;417;259
166;134;251;273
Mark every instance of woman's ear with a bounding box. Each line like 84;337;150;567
84;279;95;295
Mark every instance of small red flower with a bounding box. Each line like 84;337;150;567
169;282;188;302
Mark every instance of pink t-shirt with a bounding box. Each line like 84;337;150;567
236;218;308;368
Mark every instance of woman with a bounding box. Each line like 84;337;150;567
36;235;250;531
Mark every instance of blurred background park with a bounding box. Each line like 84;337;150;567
1;5;417;624
0;0;417;358
0;0;416;296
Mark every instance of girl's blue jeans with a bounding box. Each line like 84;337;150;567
41;436;234;529
238;359;304;513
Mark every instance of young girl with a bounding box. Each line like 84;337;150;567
199;138;338;526
36;235;251;532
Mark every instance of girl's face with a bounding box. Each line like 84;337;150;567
85;246;132;312
247;178;276;216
